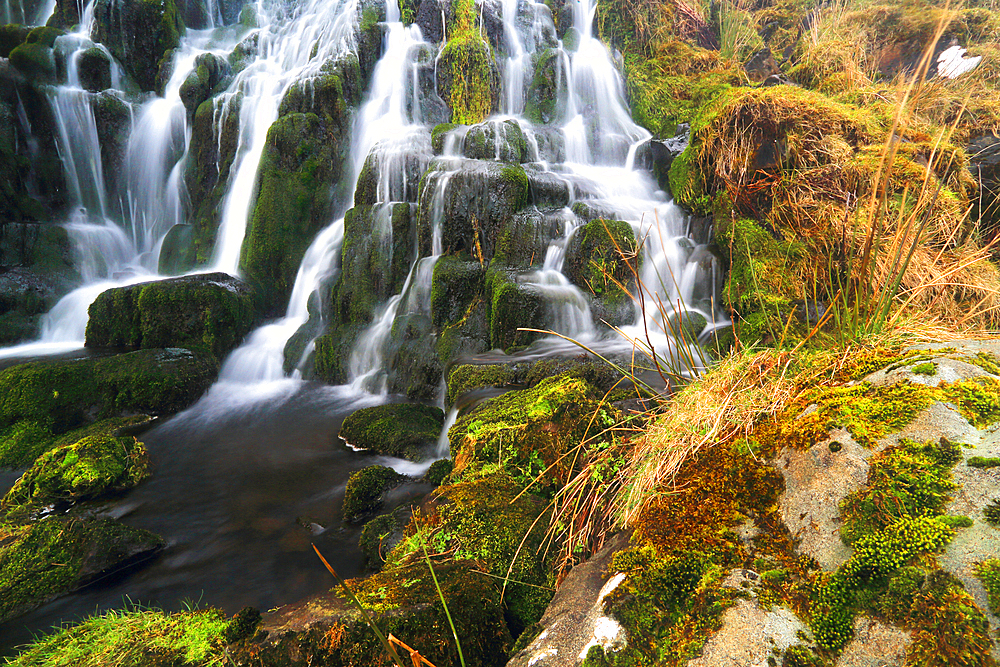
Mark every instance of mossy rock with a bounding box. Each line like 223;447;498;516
339;403;444;462
311;321;366;385
229;559;511;667
0;415;151;473
435;0;498;125
185;93;242;263
8;41;57;83
524;48;567;124
358;511;403;571
85;273;255;360
0;348;216;459
241;106;354;315
484;265;544;351
431;255;486;328
425;458;453;486
448;374;624;491
178;52;231;117
431;122;461;154
384;312;444;401
0;517;165;623
92;0;184;91
463;119;528;163
564;219;639;306
353;144;428;206
157;223;196;275
445;363;522;407
388;472;553;636
77;46;112;92
342;465;405;524
492;210;553;269
416;159;531;261
328;204;414;329
2;434;149;517
0;25;31;59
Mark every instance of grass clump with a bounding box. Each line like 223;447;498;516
5;607;231;666
967;456;1000;468
984;499;1000;526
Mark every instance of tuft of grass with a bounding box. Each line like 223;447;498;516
5;607;230;667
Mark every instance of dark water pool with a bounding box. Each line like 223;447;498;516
0;379;435;656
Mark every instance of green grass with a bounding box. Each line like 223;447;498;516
5;608;230;667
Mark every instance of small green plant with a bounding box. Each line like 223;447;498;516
984;498;1000;526
912;362;937;376
975;559;1000;615
968;456;1000;468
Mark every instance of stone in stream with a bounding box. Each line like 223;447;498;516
341;465;405;524
339;403;445;462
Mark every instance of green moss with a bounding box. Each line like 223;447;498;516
448;374;623;492
425;459;453;486
940;377;1000;428
984;499;1000;526
603;443;785;666
431;122;460;153
342;465;404;523
811;516;956;651
564;219;639;305
388;473;553;634
0;415;150;472
912;362;937;376
783;380;934;449
485;266;544;351
975;559;1000;616
0;349;215;461
839;437;960;545
968;456;1000;468
5;608;230;666
446;363;519;407
0;517;165;623
431;255;486;329
339;403;444;461
524;48;566;124
358;513;400;570
439;0;495;124
0;24;30;58
8;42;57;81
2;434;149;517
85;273;255;360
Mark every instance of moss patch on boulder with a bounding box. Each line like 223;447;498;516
0;349;215;465
339;403;444;462
436;0;497;124
564;219;639;306
0;517;165;623
2;434;149;518
342;465;405;524
85;273;255;360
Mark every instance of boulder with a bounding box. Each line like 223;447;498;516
1;433;149;519
431;255;486;328
436;13;498;125
92;0;184;92
157;223;196;275
339;403;444;461
342;465;405;524
178;51;231;118
485;265;545;351
85;273;255;359
463;118;528;163
0;517;165;624
525;48;567;125
564;218;638;307
0;25;31;59
76;46;111;92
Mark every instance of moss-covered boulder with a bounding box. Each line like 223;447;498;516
0;415;150;475
76;46;112;92
8;40;58;83
85;273;255;360
435;0;498;125
0;517;165;623
157;223;196;275
327;203;415;329
342;465;405;524
448;374;624;491
389;473;554;637
241;57;361;315
2;434;149;518
463;119;529;163
431;255;486;328
564;219;639;325
0;349;215;466
353;144;430;206
92;0;184;91
339;403;444;462
0;25;30;58
484;266;544;351
185;93;241;263
417;159;531;260
525;48;567;125
385;311;443;401
178;52;231;118
229;559;511;666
